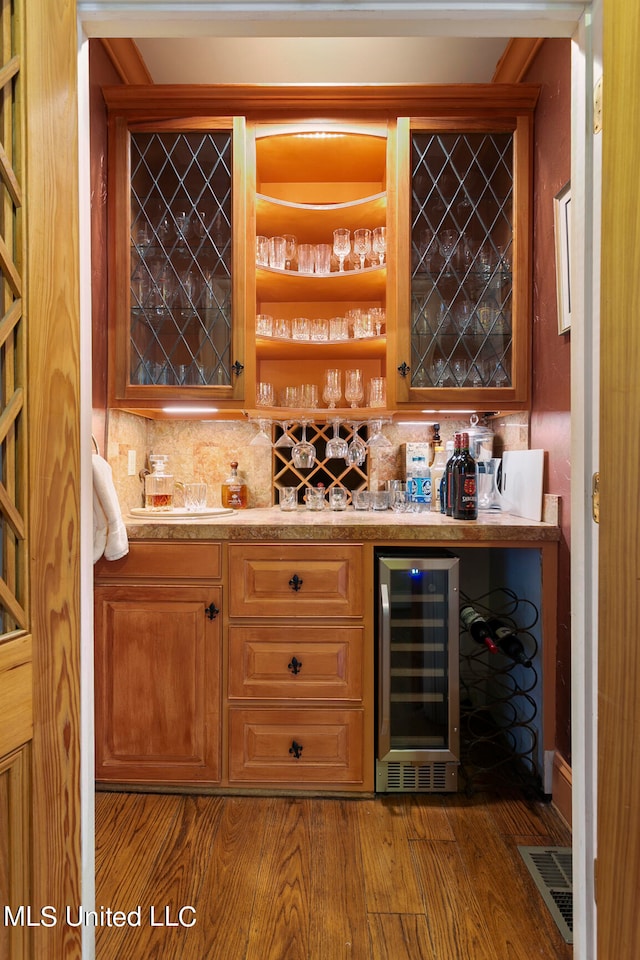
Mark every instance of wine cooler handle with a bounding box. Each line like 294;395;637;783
379;582;391;759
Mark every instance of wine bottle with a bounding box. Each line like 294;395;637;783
460;604;498;653
452;431;478;520
485;618;532;667
445;433;462;516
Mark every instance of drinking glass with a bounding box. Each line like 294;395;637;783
344;369;364;408
346;423;367;465
352;490;371;511
256;235;269;266
274;421;296;449
273;317;290;339
372;226;387;265
367;419;391;448
369;307;385;336
184;483;208;511
325;419;349;458
256;313;273;336
367;377;386;408
328;487;348;511
332;228;351;272
297;243;314;274
310;318;329;341
322;369;342;408
314;243;332;276
305;486;325;511
300;383;319;408
329;317;348;340
292;317;310;340
283;234;297;270
353;228;372;269
268;236;286;269
279;486;298;511
256;382;275;406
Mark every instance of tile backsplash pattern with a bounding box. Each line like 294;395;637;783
104;409;529;516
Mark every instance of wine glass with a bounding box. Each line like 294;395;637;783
367;419;391;448
344;368;364;408
438;229;457;268
291;421;316;469
322;368;342;408
346;422;367;466
250;419;273;447
274;421;295;449
353;228;371;270
325;419;349;458
332;228;351;273
372;226;387;265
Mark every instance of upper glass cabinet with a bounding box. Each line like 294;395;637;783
396;113;533;411
108;114;246;409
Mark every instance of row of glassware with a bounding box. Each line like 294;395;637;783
256;226;386;274
256;371;386;409
279;485;428;513
412;228;511;277
249;418;389;467
256;307;385;342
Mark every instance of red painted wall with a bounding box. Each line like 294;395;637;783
525;39;572;763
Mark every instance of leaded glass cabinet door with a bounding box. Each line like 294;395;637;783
396;115;532;411
110;116;246;407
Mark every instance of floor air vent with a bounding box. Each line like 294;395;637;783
518;846;573;943
376;760;458;793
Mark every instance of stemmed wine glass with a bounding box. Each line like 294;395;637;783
372;226;387;265
274;420;295;449
344;368;364;408
367;419;391;448
322;368;342;408
249;419;273;447
353;228;371;270
332;228;351;273
325;419;349;458
291;421;316;469
346;422;367;466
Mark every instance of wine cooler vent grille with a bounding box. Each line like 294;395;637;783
376;760;458;793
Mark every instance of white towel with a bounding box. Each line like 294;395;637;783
92;454;129;563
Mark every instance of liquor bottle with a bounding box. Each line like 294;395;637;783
452;431;478;520
485;618;532;667
430;428;448;513
221;461;248;509
444;434;462;516
460;604;498;653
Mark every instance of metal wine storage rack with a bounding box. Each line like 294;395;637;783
458;587;541;795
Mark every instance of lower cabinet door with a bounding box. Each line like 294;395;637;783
228;707;364;787
95;585;221;783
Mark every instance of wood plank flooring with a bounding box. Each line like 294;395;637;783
95;788;572;960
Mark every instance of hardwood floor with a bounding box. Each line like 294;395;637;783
95;788;572;960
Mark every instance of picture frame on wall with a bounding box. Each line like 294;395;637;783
554;181;572;334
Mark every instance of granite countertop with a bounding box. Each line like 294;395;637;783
124;503;561;543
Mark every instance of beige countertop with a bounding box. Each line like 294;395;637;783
124;504;560;543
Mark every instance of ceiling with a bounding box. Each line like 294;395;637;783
134;36;511;85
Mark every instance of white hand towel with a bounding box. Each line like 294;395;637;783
92;453;129;563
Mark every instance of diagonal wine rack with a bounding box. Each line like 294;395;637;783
272;421;369;505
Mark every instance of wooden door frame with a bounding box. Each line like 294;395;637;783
75;5;598;960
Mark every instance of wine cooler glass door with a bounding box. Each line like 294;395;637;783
378;555;460;764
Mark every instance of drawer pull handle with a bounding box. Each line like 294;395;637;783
205;602;219;621
289;740;303;760
288;574;303;592
288;656;303;675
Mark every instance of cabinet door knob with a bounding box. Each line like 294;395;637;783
397;361;411;378
231;360;244;377
287;656;303;675
289;740;303;759
205;602;219;620
288;574;303;592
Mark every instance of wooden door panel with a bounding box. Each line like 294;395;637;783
0;637;32;758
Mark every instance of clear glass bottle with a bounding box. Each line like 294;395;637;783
221;461;248;509
144;454;174;512
430;440;448;512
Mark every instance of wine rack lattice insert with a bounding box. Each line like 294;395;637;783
272;422;369;505
459;587;541;795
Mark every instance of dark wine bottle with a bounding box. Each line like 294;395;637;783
452;432;478;520
460;604;498;653
486;618;532;667
444;433;462;516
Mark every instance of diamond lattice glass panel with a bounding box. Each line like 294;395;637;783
129;131;232;386
411;132;513;389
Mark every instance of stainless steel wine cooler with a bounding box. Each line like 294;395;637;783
376;552;460;793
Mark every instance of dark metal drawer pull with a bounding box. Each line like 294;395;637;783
205;602;219;620
288;656;303;675
289;740;303;759
288;574;303;592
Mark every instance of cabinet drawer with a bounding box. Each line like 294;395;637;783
228;543;363;618
94;540;222;580
228;708;364;784
228;626;363;701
